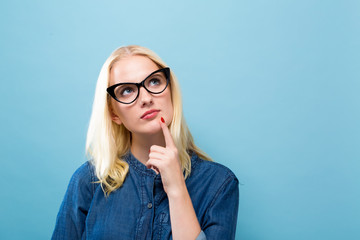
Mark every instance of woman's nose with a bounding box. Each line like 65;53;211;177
138;87;153;106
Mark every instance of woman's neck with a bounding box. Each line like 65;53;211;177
130;131;166;165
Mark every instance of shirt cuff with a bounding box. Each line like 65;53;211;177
196;230;207;240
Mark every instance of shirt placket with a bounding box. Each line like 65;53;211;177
136;173;156;240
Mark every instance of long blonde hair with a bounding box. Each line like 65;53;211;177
86;45;211;195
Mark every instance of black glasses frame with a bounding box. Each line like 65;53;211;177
107;67;170;104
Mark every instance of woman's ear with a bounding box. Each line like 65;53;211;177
109;103;122;125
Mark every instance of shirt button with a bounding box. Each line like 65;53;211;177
147;203;153;209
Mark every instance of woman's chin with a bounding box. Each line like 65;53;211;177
146;127;162;135
133;125;162;136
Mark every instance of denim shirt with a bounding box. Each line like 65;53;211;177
52;152;239;240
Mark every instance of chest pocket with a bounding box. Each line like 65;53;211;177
156;212;171;240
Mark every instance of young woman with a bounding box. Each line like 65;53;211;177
52;45;239;240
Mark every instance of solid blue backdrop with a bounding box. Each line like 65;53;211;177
0;0;359;239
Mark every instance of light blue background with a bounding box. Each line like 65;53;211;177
1;0;359;239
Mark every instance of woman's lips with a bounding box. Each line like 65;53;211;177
141;110;160;119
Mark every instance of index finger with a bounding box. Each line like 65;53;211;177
160;117;176;149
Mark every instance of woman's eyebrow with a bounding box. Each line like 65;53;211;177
148;72;163;77
116;69;163;84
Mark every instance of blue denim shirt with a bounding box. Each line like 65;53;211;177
52;152;239;239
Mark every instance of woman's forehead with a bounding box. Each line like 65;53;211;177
110;56;159;84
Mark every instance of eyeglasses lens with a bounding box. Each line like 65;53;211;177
114;71;168;104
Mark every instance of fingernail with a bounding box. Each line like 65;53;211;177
161;117;165;123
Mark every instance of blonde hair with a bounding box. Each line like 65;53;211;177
86;45;211;195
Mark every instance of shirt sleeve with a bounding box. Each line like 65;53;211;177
51;162;95;240
201;175;239;240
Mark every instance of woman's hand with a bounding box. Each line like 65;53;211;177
146;117;202;239
145;117;186;198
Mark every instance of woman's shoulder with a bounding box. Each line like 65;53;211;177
63;161;98;199
71;161;94;179
190;153;238;182
187;153;239;210
68;161;97;187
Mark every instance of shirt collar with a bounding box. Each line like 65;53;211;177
124;151;158;177
124;150;199;177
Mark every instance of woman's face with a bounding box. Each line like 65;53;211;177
109;55;173;136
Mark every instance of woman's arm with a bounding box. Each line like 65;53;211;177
167;182;203;240
146;119;202;240
51;162;94;240
202;175;239;239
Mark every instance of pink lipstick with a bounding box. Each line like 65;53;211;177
141;109;160;119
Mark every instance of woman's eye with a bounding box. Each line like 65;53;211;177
119;87;134;96
149;78;160;86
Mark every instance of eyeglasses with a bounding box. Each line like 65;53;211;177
107;67;170;104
